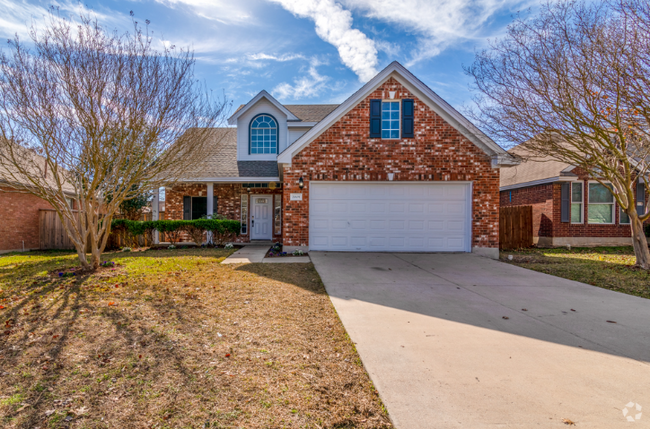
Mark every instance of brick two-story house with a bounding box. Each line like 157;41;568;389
158;62;517;258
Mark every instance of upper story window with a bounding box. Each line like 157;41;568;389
250;114;278;154
382;101;400;139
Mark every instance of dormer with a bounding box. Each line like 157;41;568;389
228;91;298;161
228;91;338;161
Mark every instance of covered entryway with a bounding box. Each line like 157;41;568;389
309;182;471;252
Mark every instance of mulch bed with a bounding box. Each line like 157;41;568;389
0;248;391;428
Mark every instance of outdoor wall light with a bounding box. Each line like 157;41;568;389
298;177;304;190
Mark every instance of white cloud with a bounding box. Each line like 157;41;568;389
151;0;256;25
269;0;378;82
248;53;305;62
342;0;536;64
0;0;126;40
273;59;331;99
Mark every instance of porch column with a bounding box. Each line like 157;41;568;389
152;187;159;244
206;182;214;244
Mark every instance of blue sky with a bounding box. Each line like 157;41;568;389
1;0;540;116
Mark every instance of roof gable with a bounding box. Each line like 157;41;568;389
277;61;517;166
227;90;298;125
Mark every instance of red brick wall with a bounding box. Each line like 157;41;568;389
282;77;500;249
500;184;554;237
165;183;282;243
0;187;54;252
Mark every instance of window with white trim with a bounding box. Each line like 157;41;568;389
381;101;400;139
588;182;615;224
571;182;583;223
250;114;278;154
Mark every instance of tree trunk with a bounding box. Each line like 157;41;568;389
630;213;650;270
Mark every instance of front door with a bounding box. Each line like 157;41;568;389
251;195;272;240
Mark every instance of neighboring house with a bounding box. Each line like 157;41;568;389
0;151;76;254
161;62;517;258
500;145;645;247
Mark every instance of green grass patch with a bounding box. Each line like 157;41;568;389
501;246;650;299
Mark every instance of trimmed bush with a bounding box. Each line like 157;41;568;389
110;219;241;246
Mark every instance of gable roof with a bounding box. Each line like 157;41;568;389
227;90;299;125
277;61;518;166
180;128;279;181
499;144;576;191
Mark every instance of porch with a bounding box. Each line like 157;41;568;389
152;182;284;244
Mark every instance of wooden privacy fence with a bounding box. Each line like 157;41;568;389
39;209;166;250
499;205;533;250
39;209;84;251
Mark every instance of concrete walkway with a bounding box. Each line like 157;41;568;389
310;252;650;429
221;244;270;264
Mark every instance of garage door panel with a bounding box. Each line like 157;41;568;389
350;220;366;229
447;220;465;231
389;220;405;229
371;202;387;212
331;236;348;246
350;236;367;246
389;203;405;213
331;220;348;229
351;203;366;212
312;202;329;213
331;202;348;213
312;219;330;230
310;182;470;252
369;220;386;229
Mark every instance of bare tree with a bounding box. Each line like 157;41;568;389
466;0;650;268
0;11;228;270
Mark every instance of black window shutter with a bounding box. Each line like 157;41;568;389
213;196;218;216
560;183;570;223
369;99;381;138
402;99;414;138
637;182;646;216
183;196;191;220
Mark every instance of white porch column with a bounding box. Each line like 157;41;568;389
206;182;214;244
152;187;160;244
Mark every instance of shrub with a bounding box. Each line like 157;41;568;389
110;219;241;247
645;223;650;238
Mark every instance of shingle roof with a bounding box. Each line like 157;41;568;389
500;144;574;190
284;105;339;122
233;103;339;123
181;128;278;179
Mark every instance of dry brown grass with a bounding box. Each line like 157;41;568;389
0;249;391;429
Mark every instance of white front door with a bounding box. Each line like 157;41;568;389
251;195;272;240
309;182;471;252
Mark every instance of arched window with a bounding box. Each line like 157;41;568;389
250;114;278;154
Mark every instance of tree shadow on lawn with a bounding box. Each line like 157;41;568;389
0;271;207;428
1;253;392;429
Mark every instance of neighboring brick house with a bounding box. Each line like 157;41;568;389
500;146;645;247
160;62;517;258
0;157;76;254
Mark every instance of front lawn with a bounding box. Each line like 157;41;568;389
0;249;391;428
501;246;650;299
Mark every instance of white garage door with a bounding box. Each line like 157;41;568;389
309;182;471;252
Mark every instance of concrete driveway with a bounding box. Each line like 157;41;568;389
310;252;650;429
